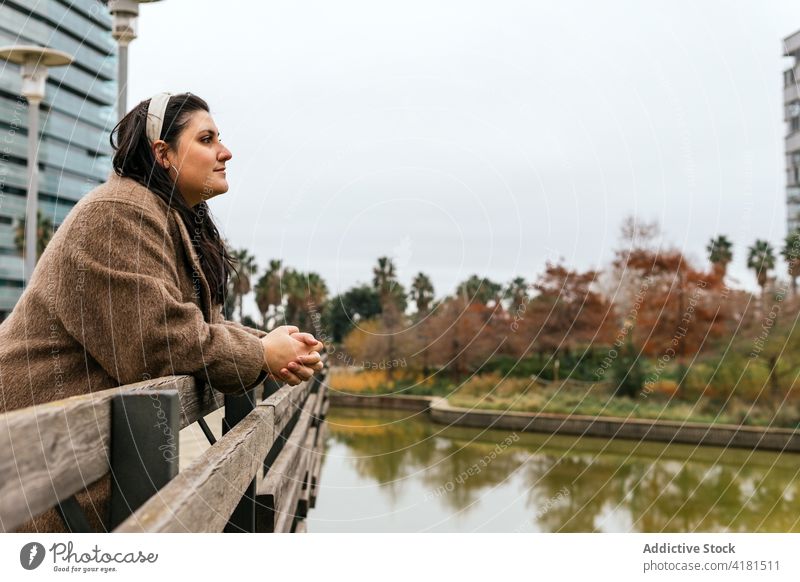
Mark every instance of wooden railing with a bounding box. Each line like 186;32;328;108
0;359;329;533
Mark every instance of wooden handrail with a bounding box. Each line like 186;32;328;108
115;377;323;532
255;387;319;532
0;375;203;532
0;358;329;533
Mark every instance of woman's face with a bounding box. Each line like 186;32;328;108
162;110;232;206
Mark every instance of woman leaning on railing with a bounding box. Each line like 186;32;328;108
0;92;323;532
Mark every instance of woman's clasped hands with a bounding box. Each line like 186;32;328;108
260;325;324;386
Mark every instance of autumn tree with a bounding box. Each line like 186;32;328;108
423;294;505;380
617;245;730;364
509;262;615;363
600;215;661;313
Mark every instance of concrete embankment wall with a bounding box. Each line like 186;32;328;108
328;393;800;453
328;394;432;412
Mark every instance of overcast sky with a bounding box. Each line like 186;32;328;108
128;0;800;304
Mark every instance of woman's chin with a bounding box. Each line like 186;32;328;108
213;176;229;194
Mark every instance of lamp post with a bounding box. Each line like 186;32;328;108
0;45;73;284
108;0;162;120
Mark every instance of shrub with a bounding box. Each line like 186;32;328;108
329;368;392;393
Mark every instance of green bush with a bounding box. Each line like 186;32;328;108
683;354;771;402
477;350;616;382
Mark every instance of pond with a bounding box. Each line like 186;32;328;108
306;406;800;532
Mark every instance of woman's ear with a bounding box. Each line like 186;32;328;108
152;140;171;169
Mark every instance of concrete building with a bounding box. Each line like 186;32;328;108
784;29;800;234
0;0;115;318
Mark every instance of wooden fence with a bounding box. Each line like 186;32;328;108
0;361;329;533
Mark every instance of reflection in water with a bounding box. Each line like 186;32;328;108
307;406;800;532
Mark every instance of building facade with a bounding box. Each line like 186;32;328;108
785;29;800;234
0;0;115;318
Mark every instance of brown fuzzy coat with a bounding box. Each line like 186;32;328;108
0;172;267;532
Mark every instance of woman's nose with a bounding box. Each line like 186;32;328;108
220;144;232;161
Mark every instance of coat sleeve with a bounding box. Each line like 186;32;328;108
229;322;268;338
56;200;266;393
211;309;268;338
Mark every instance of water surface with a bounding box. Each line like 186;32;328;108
307;406;800;532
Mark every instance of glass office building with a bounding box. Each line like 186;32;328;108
0;0;115;318
785;29;800;234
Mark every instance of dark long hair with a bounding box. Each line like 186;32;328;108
109;93;234;305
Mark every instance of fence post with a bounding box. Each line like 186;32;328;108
109;389;180;530
223;385;260;532
262;376;282;401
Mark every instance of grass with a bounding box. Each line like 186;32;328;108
328;367;800;429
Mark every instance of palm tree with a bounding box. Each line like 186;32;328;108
409;272;435;315
747;239;776;300
456;274;502;305
305;271;329;336
372;256;406;319
507;276;529;313
781;231;800;296
372;256;398;301
409;273;435;375
14;210;55;260
306;272;329;310
372;257;406;378
229;248;257;322
281;268;307;329
706;235;733;279
276;269;329;332
255;259;283;328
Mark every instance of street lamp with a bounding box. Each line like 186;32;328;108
0;45;73;284
108;0;162;120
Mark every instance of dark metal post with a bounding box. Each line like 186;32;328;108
261;376;282;401
222;387;258;435
56;496;94;533
109;389;180;530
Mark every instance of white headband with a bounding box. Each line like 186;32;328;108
145;92;172;144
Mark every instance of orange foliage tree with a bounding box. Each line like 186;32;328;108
509;262;616;358
418;295;508;380
615;246;730;359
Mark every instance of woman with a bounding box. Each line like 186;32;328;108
0;92;323;531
